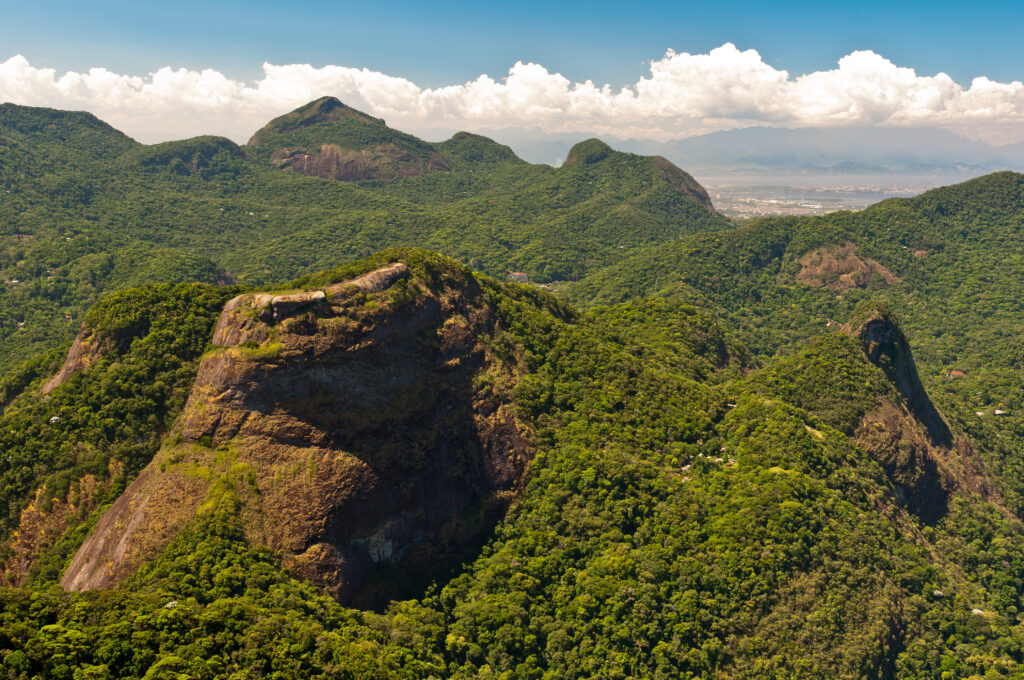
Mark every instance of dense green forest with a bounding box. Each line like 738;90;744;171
0;98;726;373
569;170;1024;522
2;102;1024;677
0;249;1021;678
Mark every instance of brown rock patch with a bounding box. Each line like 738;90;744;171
1;470;112;586
41;325;102;394
796;243;898;291
272;143;450;182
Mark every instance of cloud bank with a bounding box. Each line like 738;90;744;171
2;44;1023;144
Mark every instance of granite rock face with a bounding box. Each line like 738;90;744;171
248;96;452;182
846;305;994;524
40;324;101;395
270;143;450;181
62;262;531;606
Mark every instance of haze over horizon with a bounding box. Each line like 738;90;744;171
8;5;1024;677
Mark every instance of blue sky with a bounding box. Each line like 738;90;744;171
2;0;1023;145
2;0;1021;87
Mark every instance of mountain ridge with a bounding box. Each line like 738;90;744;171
0;97;727;374
60;251;532;606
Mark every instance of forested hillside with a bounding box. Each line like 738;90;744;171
2;101;1024;678
0;247;1018;677
0;99;726;373
570;171;1024;517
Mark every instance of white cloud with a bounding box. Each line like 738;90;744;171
2;44;1023;144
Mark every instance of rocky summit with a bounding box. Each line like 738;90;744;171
61;258;531;606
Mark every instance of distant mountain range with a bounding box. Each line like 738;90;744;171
473;125;1024;175
0;97;726;372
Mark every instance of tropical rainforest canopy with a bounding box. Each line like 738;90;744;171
1;99;1024;678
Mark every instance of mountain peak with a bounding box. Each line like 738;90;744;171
0;103;129;138
562;138;717;213
0;102;138;159
245;97;450;181
295;96;382;125
60;252;530;605
247;97;384;147
563;138;614;166
436;131;523;165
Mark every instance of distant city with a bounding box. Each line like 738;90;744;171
695;173;979;218
487;124;1021;219
705;182;933;218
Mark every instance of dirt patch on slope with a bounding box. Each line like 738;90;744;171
796;243;898;291
40;325;101;394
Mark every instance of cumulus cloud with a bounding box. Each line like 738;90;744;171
2;44;1023;144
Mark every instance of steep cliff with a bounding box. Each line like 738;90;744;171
748;302;996;524
849;302;952;447
846;303;995;522
61;257;532;605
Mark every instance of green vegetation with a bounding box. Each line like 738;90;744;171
0;246;1022;677
745;332;894;435
0;283;237;579
0;99;728;373
2;100;1024;676
569;171;1024;512
246;96;444;170
570;171;1024;368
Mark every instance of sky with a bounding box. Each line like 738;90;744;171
1;0;1023;145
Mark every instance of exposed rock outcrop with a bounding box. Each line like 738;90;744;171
852;306;951;448
330;261;410;294
247;97;452;182
846;304;994;523
796;243;898;291
40;325;101;394
62;261;532;606
271;143;450;181
41;315;152;395
1;468;115;586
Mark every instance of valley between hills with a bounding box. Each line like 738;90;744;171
2;97;1024;678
